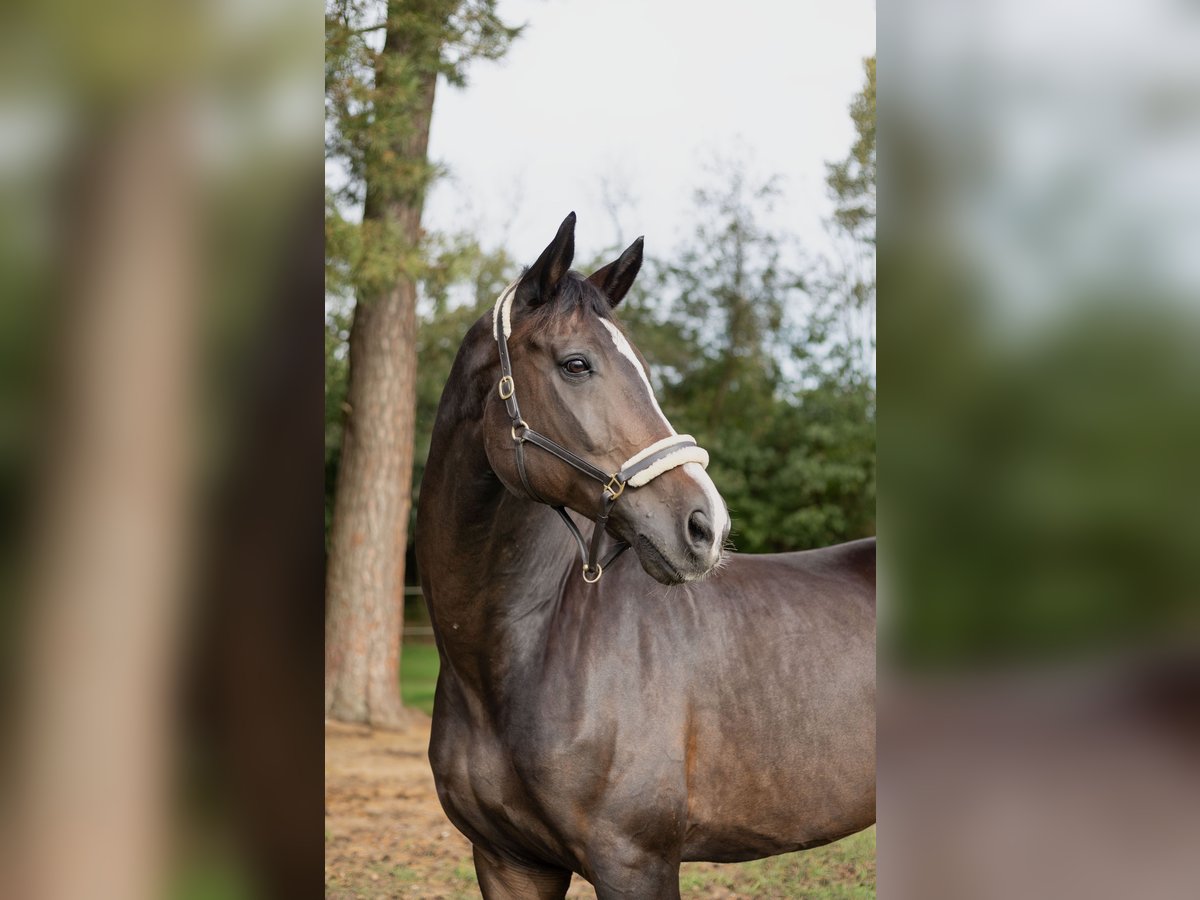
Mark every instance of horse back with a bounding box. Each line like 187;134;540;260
774;536;875;594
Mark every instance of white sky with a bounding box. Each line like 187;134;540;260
423;0;876;266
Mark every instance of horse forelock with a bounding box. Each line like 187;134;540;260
517;270;614;337
457;273;617;419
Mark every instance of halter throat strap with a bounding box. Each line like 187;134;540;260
491;283;709;583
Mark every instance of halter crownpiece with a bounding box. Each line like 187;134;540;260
492;282;711;583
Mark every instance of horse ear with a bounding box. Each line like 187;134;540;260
517;212;576;307
587;236;644;307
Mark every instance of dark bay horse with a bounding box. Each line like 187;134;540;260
415;214;875;898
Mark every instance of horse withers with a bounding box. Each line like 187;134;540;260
415;213;875;899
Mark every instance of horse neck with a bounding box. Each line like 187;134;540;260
417;368;576;700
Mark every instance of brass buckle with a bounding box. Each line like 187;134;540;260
511;419;528;442
604;475;625;500
498;375;515;400
582;563;603;584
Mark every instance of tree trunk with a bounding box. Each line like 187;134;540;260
10;99;192;900
324;279;419;727
324;13;439;728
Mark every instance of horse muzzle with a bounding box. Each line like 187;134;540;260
615;471;730;585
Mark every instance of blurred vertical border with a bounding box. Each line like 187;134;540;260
0;1;324;898
882;0;1200;896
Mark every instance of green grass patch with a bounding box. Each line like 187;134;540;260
401;642;440;714
387;864;420;884
679;827;875;898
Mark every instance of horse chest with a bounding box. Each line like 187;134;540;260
429;707;581;864
431;688;687;868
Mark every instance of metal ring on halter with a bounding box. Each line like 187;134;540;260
511;419;529;442
498;375;515;400
581;563;603;584
604;475;625;500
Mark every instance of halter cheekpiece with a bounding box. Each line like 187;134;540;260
492;282;710;583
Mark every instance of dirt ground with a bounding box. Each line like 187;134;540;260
325;716;606;899
325;716;874;899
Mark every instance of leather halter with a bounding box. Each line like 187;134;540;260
492;282;710;583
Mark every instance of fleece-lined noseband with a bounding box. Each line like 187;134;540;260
492;282;710;583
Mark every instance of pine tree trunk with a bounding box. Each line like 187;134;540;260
323;277;419;727
324;13;439;728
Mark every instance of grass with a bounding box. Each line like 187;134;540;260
678;828;875;898
401;642;439;714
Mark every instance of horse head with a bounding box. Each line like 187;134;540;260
482;213;730;585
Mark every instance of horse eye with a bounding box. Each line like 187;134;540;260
561;357;591;376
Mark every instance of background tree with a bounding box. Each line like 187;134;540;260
822;55;876;366
826;56;876;248
323;0;517;726
620;158;875;555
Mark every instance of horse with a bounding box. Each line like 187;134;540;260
415;213;875;899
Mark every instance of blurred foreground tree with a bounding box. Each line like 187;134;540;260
324;0;517;726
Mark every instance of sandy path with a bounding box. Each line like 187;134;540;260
325;717;603;899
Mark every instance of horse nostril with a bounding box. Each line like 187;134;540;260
687;509;714;550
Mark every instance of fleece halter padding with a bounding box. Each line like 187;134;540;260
620;434;710;487
491;283;712;583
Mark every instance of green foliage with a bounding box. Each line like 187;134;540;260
651;169;793;431
826;56;876;246
410;238;516;535
823;55;876;364
706;374;875;553
889;297;1200;666
325;0;519;208
325;0;519;298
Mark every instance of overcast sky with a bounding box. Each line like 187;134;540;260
423;0;876;267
